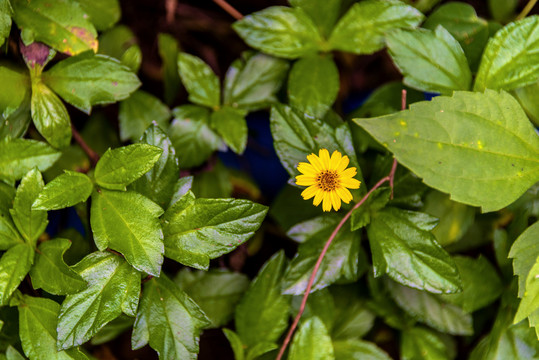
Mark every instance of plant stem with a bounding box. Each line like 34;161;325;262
213;0;243;20
517;0;537;20
71;124;99;167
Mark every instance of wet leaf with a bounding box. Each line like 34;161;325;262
32;171;93;210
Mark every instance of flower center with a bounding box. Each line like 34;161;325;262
316;170;338;192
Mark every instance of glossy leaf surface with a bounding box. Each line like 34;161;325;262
32;171;93;210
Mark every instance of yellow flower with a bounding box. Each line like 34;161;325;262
295;149;361;212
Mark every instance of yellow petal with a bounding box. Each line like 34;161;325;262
341;177;360;189
329;150;342;170
331;190;341;211
295;175;316;186
297;162;317;176
301;185;318;200
335;155;350;173
336;187;353;203
340;167;357;179
313;190;324;206
307;153;324;172
319;149;330;169
322;191;332;212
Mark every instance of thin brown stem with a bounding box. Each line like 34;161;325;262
212;0;243;20
517;0;537;20
72;124;99;167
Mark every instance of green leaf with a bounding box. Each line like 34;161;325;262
488;0;518;23
210;106;248;154
291;289;335;332
288;55;339;118
177;53;220;108
168;105;225;168
333;339;392;360
190;161;232;199
367;207;460;294
5;346;25;360
401;327;456;360
132;274;211;359
18;295;88;360
351;188;391;231
97;25;140;71
10;169;47;246
119;44;142;73
328;0;423;55
29;238;87;295
475;16;539;91
514;81;539;127
0;0;12;48
175;269;249;328
90;189;164;276
57;252;140;349
0;139;61;182
94;143;163;191
0;243;33;305
235;251;290;347
223;328;245;360
355;90;539;212
387;280;473;335
386;26;472;94
289;0;341;38
514;258;539;324
72;0;120;31
331;285;376;340
223;52;289;111
118;90;171;141
90;315;134;345
158;33;181;105
169;176;193;208
131;124;179;208
163;191;267;270
289;317;334;360
0;184;22;251
32;171;93;210
509;221;539;298
11;0;97;55
233;6;322;59
43;52;141;113
30;81;72;149
0;65;31;129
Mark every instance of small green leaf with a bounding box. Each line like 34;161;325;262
10;169;47;246
475;16;539;91
386;26;472;94
223;328;245;360
168;105;225;168
90;189;164;276
514;81;539;127
233;6;322;59
0;66;31;139
488;0;518;23
509;221;539;298
350;188;391;231
18;295;88;359
288;55;339;118
97;25;140;71
210;106;248;154
331;285;376;340
132;274;211;359
169;176;193;208
158;33;181;105
355;90;539;212
131;124;179;208
29;238;87;295
0;184;22;250
333;339;392;360
118;90;171;141
57;252;140;349
163;191;267;270
32;171;93;210
223;52;289;111
289;0;341;38
5;346;25;360
387;280;473;335
401;327;456;360
94;143;163;191
43;52;141;113
0;0;12;48
291;289;335;334
328;0;423;55
235;251;290;347
514;258;539;324
72;0;120;31
289;317;334;360
177;53;220;108
11;0;97;55
0;243;33;305
0;139;61;182
175;269;249;328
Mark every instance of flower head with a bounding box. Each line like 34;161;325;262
295;149;361;212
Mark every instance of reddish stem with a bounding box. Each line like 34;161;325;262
213;0;243;20
72;124;99;167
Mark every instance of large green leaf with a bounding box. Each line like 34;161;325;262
118;90;171;141
32;171;93;210
475;16;539;91
131;124;179;208
163;191;267;270
72;0;120;31
210;106;248;154
10;169;47;247
235;251;290;348
158;33;181;105
509;221;539;298
333;339;392;360
29;238;86;295
0;139;61;182
175;269;249;328
177;53;220;109
401;327;456;360
43;52;141;113
355;90;539;212
57;252;140;349
289;0;341;37
168;105;225;168
94;144;162;191
223;52;289;111
0;0;12;48
288;54;339;118
132;274;211;360
11;0;97;55
386;26;472;94
328;0;423;55
289;317;334;360
233;6;322;59
0;243;33;305
387;280;473;335
367;207;460;294
90;189;164;276
18;295;88;360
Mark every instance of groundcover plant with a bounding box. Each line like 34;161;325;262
0;0;539;359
